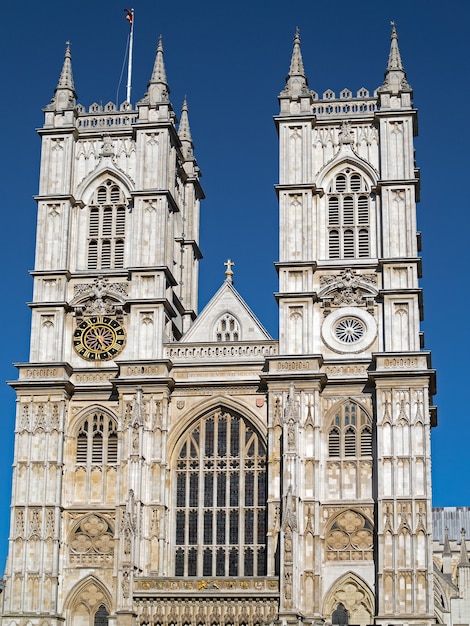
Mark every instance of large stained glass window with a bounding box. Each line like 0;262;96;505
174;409;266;576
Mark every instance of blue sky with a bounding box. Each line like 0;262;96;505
0;0;468;573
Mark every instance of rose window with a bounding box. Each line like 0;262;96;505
334;317;365;343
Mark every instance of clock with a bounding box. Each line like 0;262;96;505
73;316;126;361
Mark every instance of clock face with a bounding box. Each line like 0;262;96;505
73;316;126;361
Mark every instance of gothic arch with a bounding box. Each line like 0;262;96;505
325;399;373;459
67;407;119;503
323;572;374;626
315;157;378;261
76;167;133;205
70;405;119;437
325;398;371;425
316;154;378;190
73;172;131;272
167;396;267;454
170;404;267;577
64;576;113;626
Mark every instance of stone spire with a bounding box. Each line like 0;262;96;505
51;42;77;111
379;22;412;94
178;97;194;159
459;528;470;567
147;35;170;104
283;28;309;97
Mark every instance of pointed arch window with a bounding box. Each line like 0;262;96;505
76;412;118;466
174;409;266;576
87;180;127;270
94;605;109;626
328;401;372;458
327;170;371;259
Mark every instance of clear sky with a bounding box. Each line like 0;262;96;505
0;0;468;574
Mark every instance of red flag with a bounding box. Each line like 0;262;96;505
124;8;133;25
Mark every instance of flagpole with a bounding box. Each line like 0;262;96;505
126;8;134;104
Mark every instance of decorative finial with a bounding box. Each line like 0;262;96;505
224;259;234;283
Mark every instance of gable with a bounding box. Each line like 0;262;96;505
180;281;271;343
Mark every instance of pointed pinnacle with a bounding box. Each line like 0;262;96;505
56;42;76;94
379;22;412;94
387;21;405;72
289;27;306;78
145;34;170;105
150;34;168;87
460;528;470;566
178;97;191;140
281;28;310;100
443;527;452;556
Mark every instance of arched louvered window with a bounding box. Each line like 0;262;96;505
327;170;371;259
76;412;118;466
87;179;127;270
329;230;340;258
327;401;372;458
174;409;266;577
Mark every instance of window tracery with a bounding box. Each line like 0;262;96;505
327;170;370;259
76;412;118;466
87;179;126;270
326;510;374;561
214;314;240;342
328;402;372;458
70;515;114;566
174;409;266;576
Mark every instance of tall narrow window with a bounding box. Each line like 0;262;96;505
327;170;371;259
87;180;127;269
174;409;266;576
76;412;118;466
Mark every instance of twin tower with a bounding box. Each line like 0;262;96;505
1;26;437;626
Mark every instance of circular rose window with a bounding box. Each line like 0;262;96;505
321;307;377;354
334;317;365;343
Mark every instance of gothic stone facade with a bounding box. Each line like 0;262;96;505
1;27;443;626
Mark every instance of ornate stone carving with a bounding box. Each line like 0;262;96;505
71;276;128;319
29;509;42;538
282;486;297;532
319;268;378;316
121;490;136;560
45;509;55;539
15;509;25;538
284;383;299;451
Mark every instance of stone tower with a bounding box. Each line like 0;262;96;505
1;26;436;626
271;25;436;626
